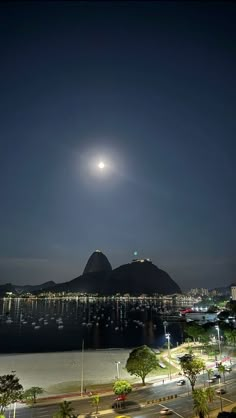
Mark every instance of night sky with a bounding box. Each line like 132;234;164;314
0;2;235;290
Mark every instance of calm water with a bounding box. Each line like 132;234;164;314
0;297;185;353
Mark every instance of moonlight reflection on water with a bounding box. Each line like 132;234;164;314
0;297;185;353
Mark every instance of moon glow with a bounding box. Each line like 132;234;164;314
98;161;105;169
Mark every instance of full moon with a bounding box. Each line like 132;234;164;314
98;161;105;169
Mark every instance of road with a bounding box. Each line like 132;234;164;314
10;367;236;418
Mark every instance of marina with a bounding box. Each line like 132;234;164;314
0;297;186;353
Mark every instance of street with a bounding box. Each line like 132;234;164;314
11;366;236;418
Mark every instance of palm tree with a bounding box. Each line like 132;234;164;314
91;394;100;414
53;401;74;418
192;388;209;418
205;386;215;403
207;368;214;380
218;364;226;383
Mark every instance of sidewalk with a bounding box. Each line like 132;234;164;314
36;374;177;405
210;401;236;417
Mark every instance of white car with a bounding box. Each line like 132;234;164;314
160;408;172;416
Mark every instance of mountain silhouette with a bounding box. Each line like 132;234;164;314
49;253;181;295
83;250;112;274
0;252;181;296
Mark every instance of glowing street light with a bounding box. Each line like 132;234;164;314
215;325;221;359
115;361;121;379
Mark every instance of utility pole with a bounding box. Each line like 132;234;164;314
80;339;84;397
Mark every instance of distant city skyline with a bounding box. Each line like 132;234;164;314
0;2;235;290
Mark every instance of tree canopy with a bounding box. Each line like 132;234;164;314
126;345;159;385
53;401;74;418
23;386;44;405
192;388;209;418
113;380;132;396
179;356;205;391
185;324;203;342
0;374;23;414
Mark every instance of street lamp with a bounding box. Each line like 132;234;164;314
215;325;221;360
115;361;121;379
165;333;172;380
163;321;168;336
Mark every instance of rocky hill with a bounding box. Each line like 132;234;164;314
49;252;181;295
0;251;181;296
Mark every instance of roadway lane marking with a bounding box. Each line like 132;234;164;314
215;395;234;403
159;403;185;418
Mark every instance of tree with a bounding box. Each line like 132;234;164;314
0;374;23;414
179;356;205;392
205;386;215;403
207;368;214;380
53;401;74;418
91;394;100;414
192;388;209;418
185;324;204;343
126;345;159;385
186;345;194;355
23;387;44;405
218;364;226;383
224;329;236;346
113;380;132;397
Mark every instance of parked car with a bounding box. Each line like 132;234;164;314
225;367;232;372
112;395;126;408
158;361;167;369
215;388;226;395
214;374;221;379
115;395;126;401
207;379;214;383
177;379;186;386
160;407;173;415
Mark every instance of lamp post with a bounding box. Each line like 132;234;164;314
115;361;121;379
13;402;16;418
165;333;171;380
215;325;221;360
163;321;168;336
80;339;84;397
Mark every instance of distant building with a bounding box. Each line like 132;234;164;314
185;311;218;323
188;288;209;297
132;258;152;263
231;285;236;301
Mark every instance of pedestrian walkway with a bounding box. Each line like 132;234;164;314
36;373;177;406
210;401;236;417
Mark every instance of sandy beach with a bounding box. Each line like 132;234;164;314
0;349;134;391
